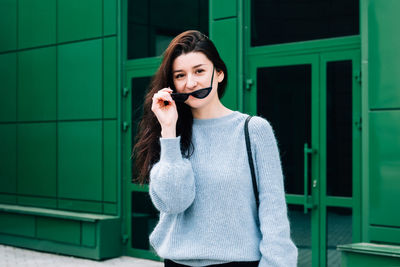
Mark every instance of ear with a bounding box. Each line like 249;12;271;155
217;70;225;83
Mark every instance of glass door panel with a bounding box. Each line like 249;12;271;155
129;76;157;253
257;65;311;195
326;60;353;197
326;207;352;266
131;191;158;252
131;76;151;181
288;205;312;267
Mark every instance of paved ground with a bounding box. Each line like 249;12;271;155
0;244;163;267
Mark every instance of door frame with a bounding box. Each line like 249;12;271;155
122;59;161;260
246;53;321;266
245;45;361;267
319;49;362;266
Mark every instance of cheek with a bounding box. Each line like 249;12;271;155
174;81;185;93
209;85;219;98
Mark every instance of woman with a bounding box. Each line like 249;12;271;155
133;30;298;267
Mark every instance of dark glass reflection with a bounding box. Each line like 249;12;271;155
257;65;311;195
251;0;359;47
131;191;158;250
288;205;311;267
327;207;352;266
326;60;353;197
128;0;209;59
131;77;151;183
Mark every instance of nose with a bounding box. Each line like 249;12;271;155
186;74;197;89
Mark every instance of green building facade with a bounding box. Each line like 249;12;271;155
1;0;399;266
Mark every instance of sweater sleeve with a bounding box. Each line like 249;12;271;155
248;117;298;267
149;136;196;214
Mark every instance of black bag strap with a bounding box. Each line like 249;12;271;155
245;115;260;208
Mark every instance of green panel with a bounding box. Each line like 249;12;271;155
0;203;115;221
17;196;57;209
57;0;102;43
211;18;238;110
18;47;56;121
98;218;122;259
36;217;80;245
103;203;117;215
104;37;117;119
17;123;56;197
0;124;16;194
0;0;17;52
369;111;400;227
18;0;56;49
0;212;35;237
212;0;237;20
0;234;99;259
104;0;117;36
342;252;400;267
58;40;102;120
58;121;102;201
0;194;16;204
368;0;400;109
0;53;16;122
369;226;400;245
104;120;117;202
82;222;96;247
339;243;400;266
58;199;102;213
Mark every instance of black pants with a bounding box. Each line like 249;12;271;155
164;259;259;267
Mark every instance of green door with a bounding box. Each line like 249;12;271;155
246;49;361;267
319;50;361;267
122;61;161;260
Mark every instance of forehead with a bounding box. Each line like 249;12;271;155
172;52;211;70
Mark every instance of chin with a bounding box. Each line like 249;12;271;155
185;99;207;109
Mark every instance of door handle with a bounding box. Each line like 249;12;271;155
304;143;316;213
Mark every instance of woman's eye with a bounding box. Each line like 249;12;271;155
196;69;205;74
175;73;184;79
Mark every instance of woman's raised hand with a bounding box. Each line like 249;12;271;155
151;88;178;138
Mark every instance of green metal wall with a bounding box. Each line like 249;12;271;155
210;0;241;111
0;0;121;259
0;0;118;214
362;0;400;245
336;0;400;265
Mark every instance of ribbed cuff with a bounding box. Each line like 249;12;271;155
159;136;182;162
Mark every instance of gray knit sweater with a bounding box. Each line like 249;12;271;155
149;111;298;266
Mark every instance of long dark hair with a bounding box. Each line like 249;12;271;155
133;30;228;184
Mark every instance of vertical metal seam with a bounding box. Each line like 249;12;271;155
16;0;19;199
55;0;59;209
102;0;105;213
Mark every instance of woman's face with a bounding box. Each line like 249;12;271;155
172;52;224;109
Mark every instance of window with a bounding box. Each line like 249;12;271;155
251;0;359;47
128;0;209;59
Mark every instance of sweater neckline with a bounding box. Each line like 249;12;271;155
192;110;240;126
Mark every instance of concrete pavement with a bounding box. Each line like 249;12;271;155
0;244;163;267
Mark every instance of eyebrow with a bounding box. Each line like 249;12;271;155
173;64;206;73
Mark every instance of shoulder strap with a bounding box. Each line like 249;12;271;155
244;116;260;208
